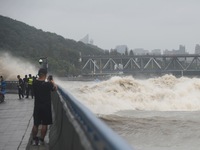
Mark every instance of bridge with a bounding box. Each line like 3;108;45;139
80;54;200;76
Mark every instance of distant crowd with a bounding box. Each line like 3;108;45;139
17;73;53;100
17;74;36;99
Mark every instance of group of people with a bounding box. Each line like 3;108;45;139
17;68;57;146
17;74;34;99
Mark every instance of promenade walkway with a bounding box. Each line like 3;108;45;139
0;94;49;150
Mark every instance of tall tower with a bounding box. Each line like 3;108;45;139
79;34;89;44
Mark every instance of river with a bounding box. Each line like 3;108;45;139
57;75;200;150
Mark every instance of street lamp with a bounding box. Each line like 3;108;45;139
38;57;48;70
39;59;43;65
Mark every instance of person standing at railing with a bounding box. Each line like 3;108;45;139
0;76;6;103
23;75;28;96
31;68;57;146
0;76;3;88
0;76;6;91
26;74;34;99
17;75;24;99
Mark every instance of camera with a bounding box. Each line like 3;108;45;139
48;75;53;81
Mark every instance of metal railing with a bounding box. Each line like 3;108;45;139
4;81;18;94
49;86;134;150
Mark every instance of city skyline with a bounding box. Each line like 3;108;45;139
81;34;199;54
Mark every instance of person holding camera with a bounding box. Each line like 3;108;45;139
31;68;57;146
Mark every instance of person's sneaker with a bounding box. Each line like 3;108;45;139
32;137;38;146
38;138;44;146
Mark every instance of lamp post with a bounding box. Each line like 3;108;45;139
93;60;96;75
38;57;48;70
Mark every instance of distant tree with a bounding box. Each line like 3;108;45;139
129;49;134;56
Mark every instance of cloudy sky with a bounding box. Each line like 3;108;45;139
0;0;200;53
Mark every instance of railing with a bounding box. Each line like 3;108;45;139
4;81;18;94
49;86;134;150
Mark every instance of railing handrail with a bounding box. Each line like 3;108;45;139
58;86;134;150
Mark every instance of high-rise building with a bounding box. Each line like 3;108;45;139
151;49;161;55
79;34;89;44
79;34;94;45
179;45;186;53
115;45;128;54
163;45;188;55
195;44;200;54
133;48;149;55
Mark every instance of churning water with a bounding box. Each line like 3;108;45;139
58;75;200;150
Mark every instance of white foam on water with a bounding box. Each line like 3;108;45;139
58;75;200;114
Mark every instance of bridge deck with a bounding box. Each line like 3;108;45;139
0;94;49;150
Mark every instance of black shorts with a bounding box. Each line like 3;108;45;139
33;105;52;126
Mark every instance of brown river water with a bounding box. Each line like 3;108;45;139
57;75;200;150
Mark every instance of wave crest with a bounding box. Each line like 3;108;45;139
61;75;200;114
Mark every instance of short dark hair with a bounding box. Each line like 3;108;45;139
38;68;47;76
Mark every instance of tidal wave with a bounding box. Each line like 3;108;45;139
58;75;200;150
59;75;200;114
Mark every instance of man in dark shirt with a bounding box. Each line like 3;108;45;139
23;75;28;96
31;68;57;145
17;75;24;99
0;76;6;102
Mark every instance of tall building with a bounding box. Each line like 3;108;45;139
179;45;186;53
115;45;128;54
151;49;161;55
133;48;149;55
79;34;89;44
195;44;200;54
163;45;188;55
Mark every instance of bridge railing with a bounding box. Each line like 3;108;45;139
4;81;18;94
49;86;134;150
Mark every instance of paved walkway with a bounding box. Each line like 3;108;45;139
0;94;49;150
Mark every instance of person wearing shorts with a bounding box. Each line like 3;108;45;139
31;68;57;145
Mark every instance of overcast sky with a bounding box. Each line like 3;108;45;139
0;0;200;53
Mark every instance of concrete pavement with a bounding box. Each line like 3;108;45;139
0;94;49;150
